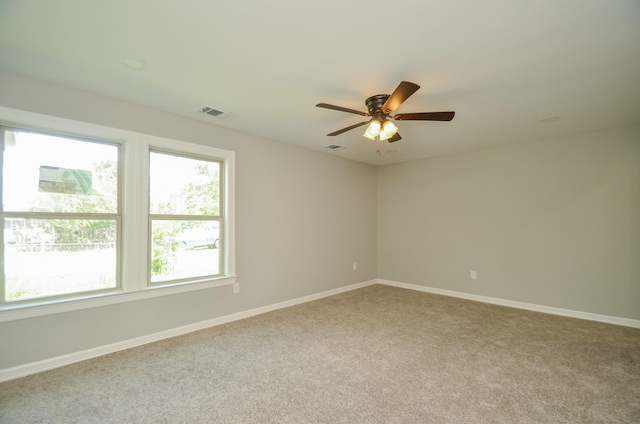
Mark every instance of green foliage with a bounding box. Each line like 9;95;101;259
6;285;36;302
151;255;168;276
153;161;220;217
184;162;220;216
150;222;177;278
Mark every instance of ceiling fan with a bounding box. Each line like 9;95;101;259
316;81;455;154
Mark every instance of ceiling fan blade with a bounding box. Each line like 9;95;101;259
394;111;455;121
381;81;420;114
316;103;370;117
327;121;370;136
388;132;402;143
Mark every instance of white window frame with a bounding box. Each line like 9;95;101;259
0;107;236;322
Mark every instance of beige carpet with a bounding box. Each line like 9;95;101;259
1;284;639;423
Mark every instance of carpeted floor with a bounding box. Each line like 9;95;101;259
1;284;639;423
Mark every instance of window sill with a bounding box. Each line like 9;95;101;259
0;275;237;322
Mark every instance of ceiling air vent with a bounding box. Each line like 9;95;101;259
199;106;233;119
324;144;345;150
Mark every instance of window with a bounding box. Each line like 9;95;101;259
0;107;235;320
1;128;120;303
149;151;223;284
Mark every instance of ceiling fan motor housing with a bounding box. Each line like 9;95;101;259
366;94;391;119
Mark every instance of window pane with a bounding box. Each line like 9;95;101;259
150;220;220;283
2;129;118;214
149;152;220;216
3;218;117;302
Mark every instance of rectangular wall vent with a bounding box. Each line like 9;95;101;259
199;106;233;119
324;144;345;150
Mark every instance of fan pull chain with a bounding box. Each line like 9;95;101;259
376;136;381;155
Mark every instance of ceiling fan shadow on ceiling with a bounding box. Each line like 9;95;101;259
316;81;455;155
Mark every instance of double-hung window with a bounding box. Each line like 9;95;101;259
1;127;120;302
148;150;223;284
0;107;235;319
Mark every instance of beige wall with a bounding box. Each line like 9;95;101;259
0;72;378;369
378;124;640;320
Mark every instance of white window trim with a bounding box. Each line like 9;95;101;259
0;107;236;322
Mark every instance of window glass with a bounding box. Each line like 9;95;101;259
2;129;118;214
4;218;117;301
150;219;220;283
149;151;220;216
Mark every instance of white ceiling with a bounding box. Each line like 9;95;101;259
1;0;639;166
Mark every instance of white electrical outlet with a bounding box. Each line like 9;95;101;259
233;283;240;293
470;270;477;280
353;262;357;271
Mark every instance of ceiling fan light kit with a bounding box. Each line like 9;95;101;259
363;119;398;141
316;81;455;154
381;120;398;139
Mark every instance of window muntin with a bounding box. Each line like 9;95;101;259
1;127;120;304
149;151;223;285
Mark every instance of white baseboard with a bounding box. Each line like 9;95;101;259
376;279;640;329
3;278;637;383
0;280;377;383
